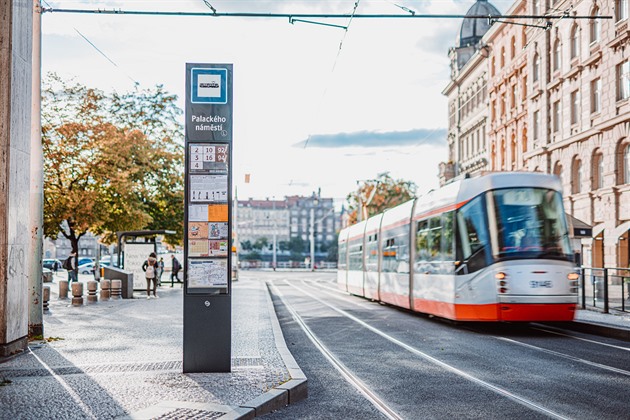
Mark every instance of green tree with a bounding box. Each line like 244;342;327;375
42;74;184;254
346;172;417;225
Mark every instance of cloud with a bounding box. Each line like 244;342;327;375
293;128;447;148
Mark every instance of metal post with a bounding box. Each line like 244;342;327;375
581;268;586;309
603;268;609;313
310;206;315;271
272;198;277;270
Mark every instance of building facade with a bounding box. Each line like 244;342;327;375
236;192;337;263
442;0;630;269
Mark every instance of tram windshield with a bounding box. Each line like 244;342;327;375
490;188;572;261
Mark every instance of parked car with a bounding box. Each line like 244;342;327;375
42;267;53;283
78;262;95;275
43;259;62;271
78;257;94;266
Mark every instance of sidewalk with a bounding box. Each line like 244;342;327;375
0;273;306;419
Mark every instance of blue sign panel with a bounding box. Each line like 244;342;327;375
191;68;228;104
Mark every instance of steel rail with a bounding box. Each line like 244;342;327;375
291;279;570;420
268;280;404;420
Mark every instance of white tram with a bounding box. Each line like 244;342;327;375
338;172;580;322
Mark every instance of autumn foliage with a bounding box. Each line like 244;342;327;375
42;74;184;253
346;172;417;225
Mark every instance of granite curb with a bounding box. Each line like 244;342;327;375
540;319;630;342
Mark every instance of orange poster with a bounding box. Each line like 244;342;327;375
207;204;229;221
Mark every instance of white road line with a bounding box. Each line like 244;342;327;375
531;326;630;351
287;280;569;420
493;336;630;376
28;348;98;419
268;281;404;420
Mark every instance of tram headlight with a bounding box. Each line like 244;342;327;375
567;272;579;281
495;272;507;280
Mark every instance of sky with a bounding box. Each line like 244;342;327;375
40;0;511;206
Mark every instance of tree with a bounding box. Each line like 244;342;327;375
346;172;417;225
42;74;184;254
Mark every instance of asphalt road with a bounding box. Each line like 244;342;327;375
262;271;630;419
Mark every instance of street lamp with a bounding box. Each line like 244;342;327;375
310;197;318;271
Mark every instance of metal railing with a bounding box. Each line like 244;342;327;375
239;260;338;270
579;266;630;313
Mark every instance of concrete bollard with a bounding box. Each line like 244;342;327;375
58;280;69;299
100;279;111;301
87;281;98;304
43;286;50;313
71;282;84;306
111;279;122;300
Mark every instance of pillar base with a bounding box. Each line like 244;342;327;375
0;336;28;359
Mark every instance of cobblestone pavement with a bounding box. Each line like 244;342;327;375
0;273;291;419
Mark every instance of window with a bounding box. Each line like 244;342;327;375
571;90;579;125
552;38;561;72
617;60;630;101
572;158;582;194
491;56;496;77
616;0;628;22
533;0;540;16
511;36;516;58
590;7;601;44
570;25;579;59
533;53;540;82
533;110;540;143
591;78;601;114
511;84;517;109
455;196;489;273
592;151;604;189
501;46;506;67
553;100;561;133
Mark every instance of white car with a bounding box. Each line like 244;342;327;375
78;262;95;275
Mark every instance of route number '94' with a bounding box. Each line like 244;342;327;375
530;280;552;288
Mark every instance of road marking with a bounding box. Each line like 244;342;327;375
285;279;569;420
28;348;98;419
268;281;404;420
531;326;630;351
493;336;630;376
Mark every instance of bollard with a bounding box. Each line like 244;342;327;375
58;280;69;299
111;279;122;300
100;279;111;301
87;281;98;304
71;282;84;306
43;286;50;313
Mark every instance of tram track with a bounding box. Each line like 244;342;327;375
273;277;570;420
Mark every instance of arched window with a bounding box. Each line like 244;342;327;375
501;46;506;67
491;56;496;77
533;53;540;82
500;138;506;170
522;28;527;49
570;24;579;59
592;150;604;189
572;158;582;194
511;36;516;59
618;141;630;185
590;7;601;44
510;135;517;170
553;38;561;71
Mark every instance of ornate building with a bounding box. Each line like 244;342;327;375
442;0;630;268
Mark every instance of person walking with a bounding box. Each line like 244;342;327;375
156;257;164;286
142;252;159;299
170;254;181;287
64;251;78;284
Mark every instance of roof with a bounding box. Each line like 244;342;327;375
456;0;500;48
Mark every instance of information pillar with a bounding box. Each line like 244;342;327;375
183;63;233;373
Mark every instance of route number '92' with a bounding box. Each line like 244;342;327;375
530;280;552;288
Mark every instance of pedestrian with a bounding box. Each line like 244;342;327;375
52;259;59;273
142;252;159;299
63;251;78;284
93;261;101;282
156;257;164;286
170;254;181;287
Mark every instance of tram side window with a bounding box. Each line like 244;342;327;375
429;217;442;261
456;196;489;273
349;243;363;271
338;241;348;270
382;224;410;274
366;234;379;272
442;212;455;274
